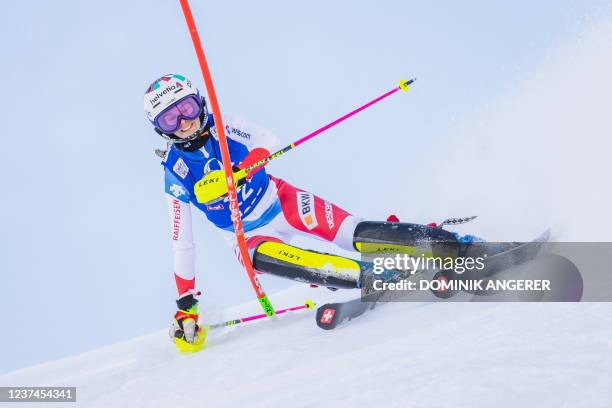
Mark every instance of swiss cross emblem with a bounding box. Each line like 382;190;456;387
320;308;336;324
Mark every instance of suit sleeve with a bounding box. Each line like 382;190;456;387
165;171;196;295
223;115;281;152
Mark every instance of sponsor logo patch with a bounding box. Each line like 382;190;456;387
324;201;335;230
149;84;179;107
320;308;336;324
225;125;251;140
169;183;187;198
172;199;181;241
277;249;302;262
297;192;318;230
173;158;189;179
206;203;225;211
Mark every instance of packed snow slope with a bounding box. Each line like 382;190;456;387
3;12;612;408
1;284;611;408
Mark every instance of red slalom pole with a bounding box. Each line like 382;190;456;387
179;0;275;316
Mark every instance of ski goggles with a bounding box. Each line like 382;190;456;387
154;95;204;134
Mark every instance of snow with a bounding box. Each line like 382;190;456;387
2;9;612;408
2;284;611;407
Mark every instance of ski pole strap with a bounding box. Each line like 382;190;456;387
207;300;316;330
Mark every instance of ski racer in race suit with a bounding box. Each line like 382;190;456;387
144;74;477;351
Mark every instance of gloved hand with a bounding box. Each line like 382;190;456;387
194;148;270;205
194;167;247;205
170;290;206;352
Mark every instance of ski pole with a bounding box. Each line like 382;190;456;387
207;300;316;330
179;0;276;317
234;79;416;179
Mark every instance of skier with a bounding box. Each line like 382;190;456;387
144;74;478;351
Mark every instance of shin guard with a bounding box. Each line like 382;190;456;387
253;241;362;289
353;221;460;258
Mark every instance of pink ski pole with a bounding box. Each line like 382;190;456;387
207;300;316;330
235;79;416;178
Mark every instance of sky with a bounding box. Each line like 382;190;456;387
1;0;611;374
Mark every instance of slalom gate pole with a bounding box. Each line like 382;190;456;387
179;0;275;316
208;300;316;330
235;79;416;178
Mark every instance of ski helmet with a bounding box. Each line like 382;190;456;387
144;74;209;144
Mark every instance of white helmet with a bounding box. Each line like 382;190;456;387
144;74;210;147
144;74;199;121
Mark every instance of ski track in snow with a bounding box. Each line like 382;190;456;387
3;12;612;408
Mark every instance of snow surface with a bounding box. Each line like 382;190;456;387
1;284;611;407
2;9;612;408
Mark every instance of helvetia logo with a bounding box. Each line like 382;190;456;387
297;192;318;230
149;83;182;106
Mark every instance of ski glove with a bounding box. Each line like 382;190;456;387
194;148;270;204
171;291;206;352
194;167;246;205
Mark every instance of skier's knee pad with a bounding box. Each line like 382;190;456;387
353;221;459;257
253;241;361;289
